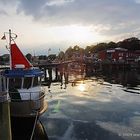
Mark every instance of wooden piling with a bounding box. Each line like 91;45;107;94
43;68;47;82
0;98;12;140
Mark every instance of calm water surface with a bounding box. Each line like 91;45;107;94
41;70;140;140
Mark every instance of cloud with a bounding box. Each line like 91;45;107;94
0;10;8;16
0;0;16;4
46;0;75;6
134;0;140;4
16;0;139;23
1;0;140;43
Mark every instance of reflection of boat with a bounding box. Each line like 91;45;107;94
0;30;48;139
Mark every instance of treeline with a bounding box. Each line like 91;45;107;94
1;37;140;64
66;37;140;54
26;37;140;61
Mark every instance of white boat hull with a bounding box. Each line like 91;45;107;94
10;87;48;117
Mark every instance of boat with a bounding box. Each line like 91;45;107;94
0;29;48;139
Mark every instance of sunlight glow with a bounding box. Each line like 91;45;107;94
78;83;86;92
55;25;103;44
0;10;106;54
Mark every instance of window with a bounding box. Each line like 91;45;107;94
119;52;123;57
9;78;22;89
23;77;32;89
33;77;39;87
107;53;112;59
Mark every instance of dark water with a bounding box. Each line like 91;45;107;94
40;70;140;140
11;117;48;140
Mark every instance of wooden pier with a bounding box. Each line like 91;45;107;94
35;61;74;85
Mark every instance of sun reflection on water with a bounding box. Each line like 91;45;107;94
78;83;86;92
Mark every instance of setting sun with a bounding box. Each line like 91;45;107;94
53;25;105;44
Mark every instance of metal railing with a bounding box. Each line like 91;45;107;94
9;91;47;116
9;90;46;101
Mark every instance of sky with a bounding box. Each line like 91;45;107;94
0;0;140;55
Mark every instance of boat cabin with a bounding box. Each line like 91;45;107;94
4;68;43;90
3;68;44;100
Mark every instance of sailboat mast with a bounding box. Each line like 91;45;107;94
9;29;12;70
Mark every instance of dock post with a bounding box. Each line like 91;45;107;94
44;67;47;82
0;94;12;140
55;67;58;81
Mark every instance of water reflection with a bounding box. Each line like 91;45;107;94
41;70;140;140
77;83;86;92
102;70;140;88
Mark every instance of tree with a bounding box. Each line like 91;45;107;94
58;51;65;60
65;46;73;60
48;54;56;61
117;37;140;50
38;55;47;60
107;41;117;49
91;43;108;52
73;45;80;51
85;46;93;55
26;53;32;62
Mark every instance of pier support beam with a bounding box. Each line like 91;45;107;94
0;98;12;140
55;67;58;81
44;68;47;82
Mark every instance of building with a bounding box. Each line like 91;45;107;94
98;48;140;63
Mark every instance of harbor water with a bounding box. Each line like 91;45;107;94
40;70;140;140
1;68;140;140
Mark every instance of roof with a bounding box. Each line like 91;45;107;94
115;47;127;51
3;68;43;78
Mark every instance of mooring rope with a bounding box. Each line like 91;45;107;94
30;111;38;140
38;119;49;139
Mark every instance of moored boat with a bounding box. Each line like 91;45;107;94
1;29;48;139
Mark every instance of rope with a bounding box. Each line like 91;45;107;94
30;111;38;140
38;119;49;139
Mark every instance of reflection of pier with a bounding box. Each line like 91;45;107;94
36;61;84;87
84;61;140;76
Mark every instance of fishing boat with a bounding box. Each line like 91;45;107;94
1;30;48;139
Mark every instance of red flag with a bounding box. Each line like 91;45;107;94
11;43;32;69
1;35;6;40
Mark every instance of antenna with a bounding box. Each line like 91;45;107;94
9;29;12;70
1;29;18;69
